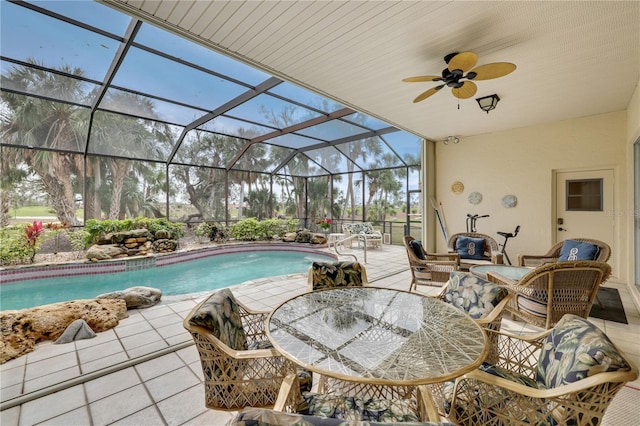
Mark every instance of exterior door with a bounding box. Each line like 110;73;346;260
555;169;615;275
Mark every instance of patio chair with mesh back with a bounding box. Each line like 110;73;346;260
404;236;460;290
447;232;503;271
307;261;368;292
486;260;612;329
183;288;305;411
440;314;638;426
232;373;453;425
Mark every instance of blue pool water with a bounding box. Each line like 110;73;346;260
0;251;333;311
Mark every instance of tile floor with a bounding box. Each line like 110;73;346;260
1;245;639;425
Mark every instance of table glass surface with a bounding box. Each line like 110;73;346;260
267;287;487;385
470;265;532;280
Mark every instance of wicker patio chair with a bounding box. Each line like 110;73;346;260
434;271;511;364
183;288;301;411
232;373;453;425
404;236;460;290
486;260;611;329
307;261;369;292
440;314;638;426
447;232;503;271
518;238;611;267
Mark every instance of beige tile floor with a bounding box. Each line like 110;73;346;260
1;245;639;425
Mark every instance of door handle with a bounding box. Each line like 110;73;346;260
558;227;566;231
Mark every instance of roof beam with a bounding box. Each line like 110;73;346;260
226;107;355;171
167;76;282;164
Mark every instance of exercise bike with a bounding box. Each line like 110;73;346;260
466;214;489;232
497;225;520;265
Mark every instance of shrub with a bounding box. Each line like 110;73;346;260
84;217;184;244
0;225;32;265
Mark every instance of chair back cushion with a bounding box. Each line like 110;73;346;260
311;261;366;290
536;314;631;389
455;236;486;260
558;239;600;261
188;288;247;350
343;222;375;235
409;240;426;260
443;271;508;319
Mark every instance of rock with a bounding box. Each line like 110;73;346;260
96;286;162;309
155;229;171;239
311;233;327;244
295;230;313;243
54;319;96;344
152;239;177;252
283;232;297;242
86;244;124;260
0;299;127;363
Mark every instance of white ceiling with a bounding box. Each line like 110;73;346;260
104;0;640;142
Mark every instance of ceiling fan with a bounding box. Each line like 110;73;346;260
403;52;516;103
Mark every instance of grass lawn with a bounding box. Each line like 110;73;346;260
8;206;83;222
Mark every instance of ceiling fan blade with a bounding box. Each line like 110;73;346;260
413;85;444;103
448;51;478;72
402;75;442;83
452;81;477;99
469;62;517;80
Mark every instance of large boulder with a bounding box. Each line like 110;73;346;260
0;299;128;363
86;244;124;260
96;286;162;309
282;232;297;242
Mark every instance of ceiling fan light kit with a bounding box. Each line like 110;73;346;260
403;51;516;104
476;94;500;113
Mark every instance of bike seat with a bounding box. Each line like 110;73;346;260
497;231;514;238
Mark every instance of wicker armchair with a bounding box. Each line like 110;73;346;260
440;314;638;426
183;288;300;410
447;232;503;271
404;236;460;291
486;260;611;329
518;238;611;267
307;261;368;292
232;373;452;425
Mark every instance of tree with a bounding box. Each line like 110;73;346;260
1;61;86;225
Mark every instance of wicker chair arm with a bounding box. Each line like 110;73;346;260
490;251;504;264
185;323;282;359
416;385;441;422
458;368;637;399
425;252;461;262
518;254;557;267
273;373;301;412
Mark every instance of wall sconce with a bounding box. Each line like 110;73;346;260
476;94;500;113
443;136;459;145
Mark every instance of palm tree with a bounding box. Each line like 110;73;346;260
1;61;87;225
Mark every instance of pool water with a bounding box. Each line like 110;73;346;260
0;251;333;311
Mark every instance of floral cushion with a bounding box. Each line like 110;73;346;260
234;407;448;425
344;222;379;236
536;314;631;389
188;288;247;350
299;393;424;423
442;272;508;319
311;261;366;290
455;236;486;260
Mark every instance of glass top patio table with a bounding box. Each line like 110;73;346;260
469;264;533;281
266;287;488;385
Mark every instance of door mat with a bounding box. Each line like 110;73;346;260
589;287;628;324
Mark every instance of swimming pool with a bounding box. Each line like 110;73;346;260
0;249;334;311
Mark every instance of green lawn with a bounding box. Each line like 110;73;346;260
9;206;83;219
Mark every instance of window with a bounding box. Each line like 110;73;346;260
566;178;603;211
